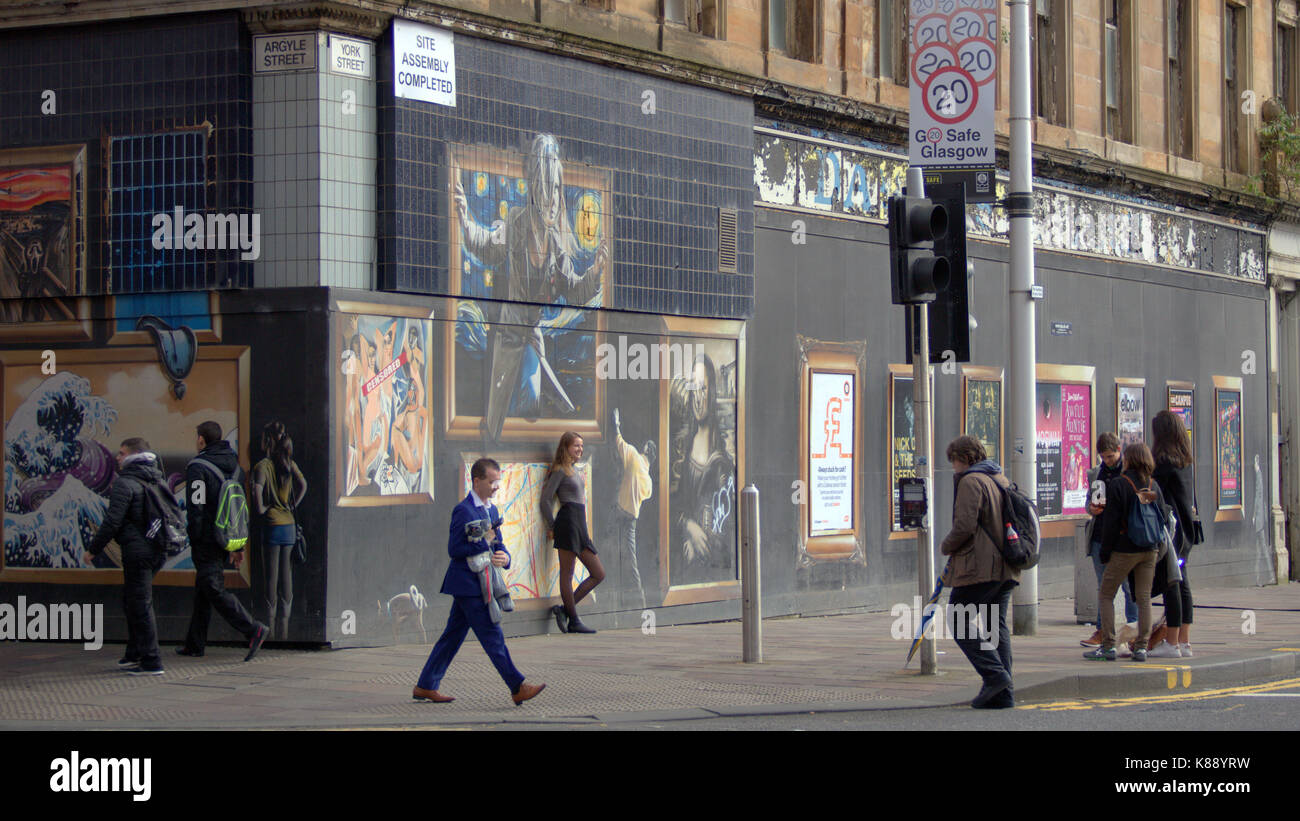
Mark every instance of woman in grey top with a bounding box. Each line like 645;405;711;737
541;432;606;633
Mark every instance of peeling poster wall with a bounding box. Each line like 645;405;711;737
754;129;1266;282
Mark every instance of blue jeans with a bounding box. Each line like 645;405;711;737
1091;540;1137;624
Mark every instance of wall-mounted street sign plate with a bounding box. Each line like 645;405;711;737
253;32;318;73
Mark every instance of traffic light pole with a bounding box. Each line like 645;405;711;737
906;166;938;674
1008;0;1038;634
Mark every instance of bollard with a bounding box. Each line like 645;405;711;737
741;484;762;663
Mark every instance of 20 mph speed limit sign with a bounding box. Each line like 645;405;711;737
908;0;996;201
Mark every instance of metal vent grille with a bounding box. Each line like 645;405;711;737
718;207;738;272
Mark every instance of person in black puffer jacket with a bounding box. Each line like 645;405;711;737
84;437;167;675
1150;410;1196;658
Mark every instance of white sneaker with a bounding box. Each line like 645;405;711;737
1179;643;1193;658
1148;641;1181;658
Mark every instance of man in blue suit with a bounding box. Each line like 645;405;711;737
413;457;545;706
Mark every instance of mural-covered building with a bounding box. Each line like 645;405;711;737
0;0;1292;647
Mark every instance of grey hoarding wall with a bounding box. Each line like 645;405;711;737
751;207;1270;619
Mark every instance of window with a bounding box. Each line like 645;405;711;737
770;0;821;63
1167;0;1195;158
1279;19;1298;115
1104;0;1133;142
666;0;722;37
1223;2;1247;173
879;0;909;85
109;129;218;293
1035;0;1070;125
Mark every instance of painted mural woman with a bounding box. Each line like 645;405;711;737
252;423;307;640
669;353;736;582
540;431;606;634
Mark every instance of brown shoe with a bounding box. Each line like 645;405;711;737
1079;628;1103;647
511;681;546;706
412;686;454;703
1148;624;1168;647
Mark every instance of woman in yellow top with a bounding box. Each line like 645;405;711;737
252;424;307;640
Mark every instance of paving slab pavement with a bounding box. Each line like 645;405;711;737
1;584;1296;729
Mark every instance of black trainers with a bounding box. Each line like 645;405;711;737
117;657;141;670
128;666;164;677
244;625;269;662
1083;646;1117;661
971;675;1012;708
175;646;204;657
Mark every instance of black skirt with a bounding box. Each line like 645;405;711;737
554;502;596;554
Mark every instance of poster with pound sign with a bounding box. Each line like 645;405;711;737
908;0;996;199
809;371;855;535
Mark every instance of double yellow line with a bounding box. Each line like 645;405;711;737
1022;675;1300;712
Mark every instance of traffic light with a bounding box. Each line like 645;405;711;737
888;195;950;304
905;182;971;364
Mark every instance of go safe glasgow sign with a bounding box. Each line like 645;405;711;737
908;0;996;199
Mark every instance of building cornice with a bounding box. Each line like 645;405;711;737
3;0;1296;224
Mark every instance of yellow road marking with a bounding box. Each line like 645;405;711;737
1021;676;1300;711
1272;647;1300;652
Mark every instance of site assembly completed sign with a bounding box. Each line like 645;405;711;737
393;18;457;107
908;0;997;198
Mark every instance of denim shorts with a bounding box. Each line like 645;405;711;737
266;524;296;546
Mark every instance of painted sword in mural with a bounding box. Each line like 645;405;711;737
447;133;611;440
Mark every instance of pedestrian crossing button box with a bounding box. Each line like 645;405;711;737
898;478;927;529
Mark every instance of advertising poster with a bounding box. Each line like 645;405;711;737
809;371;855;535
1216;389;1242;509
1117;383;1144;448
891;373;915;530
1169;387;1194;455
1035;383;1062;516
964;377;1001;465
1061;384;1092;515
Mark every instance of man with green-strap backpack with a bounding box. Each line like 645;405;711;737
177;420;269;661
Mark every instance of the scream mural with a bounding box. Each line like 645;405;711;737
445;134;610;441
1;347;249;586
0;145;87;335
337;307;434;504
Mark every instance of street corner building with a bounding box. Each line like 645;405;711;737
0;0;1295;648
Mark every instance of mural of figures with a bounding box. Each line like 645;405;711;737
0;145;85;326
459;457;589;601
612;406;656;610
1;349;246;583
379;584;427;644
667;344;738;587
445;135;611;440
251;420;307;640
337;309;433;504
